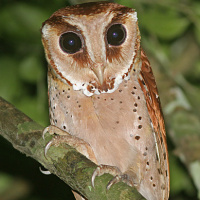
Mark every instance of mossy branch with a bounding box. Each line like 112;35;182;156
0;97;145;200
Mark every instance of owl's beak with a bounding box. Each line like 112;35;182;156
92;63;105;85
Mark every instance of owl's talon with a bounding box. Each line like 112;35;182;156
44;139;54;157
39;167;51;175
106;174;135;190
42;127;50;139
44;135;62;157
91;165;101;187
91;164;122;188
106;175;121;190
43;126;63;157
92;165;136;190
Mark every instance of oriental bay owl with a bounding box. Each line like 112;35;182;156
41;2;169;200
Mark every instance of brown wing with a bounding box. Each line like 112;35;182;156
138;49;170;199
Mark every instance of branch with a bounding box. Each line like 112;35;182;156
0;97;145;200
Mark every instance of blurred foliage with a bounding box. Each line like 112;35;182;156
0;0;200;199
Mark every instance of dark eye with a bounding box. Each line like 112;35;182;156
107;24;126;46
59;32;82;54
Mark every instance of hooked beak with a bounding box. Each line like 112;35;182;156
92;63;105;85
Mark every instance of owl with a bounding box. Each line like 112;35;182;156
41;2;170;200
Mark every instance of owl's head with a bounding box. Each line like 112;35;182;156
41;2;141;96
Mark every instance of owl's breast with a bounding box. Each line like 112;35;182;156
49;72;154;173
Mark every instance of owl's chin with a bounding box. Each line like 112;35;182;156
72;73;130;97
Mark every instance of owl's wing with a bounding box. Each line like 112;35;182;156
138;49;170;199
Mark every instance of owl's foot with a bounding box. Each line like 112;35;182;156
43;125;97;163
43;125;69;139
43;125;71;156
92;164;136;190
44;134;67;156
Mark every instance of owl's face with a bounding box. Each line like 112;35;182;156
41;2;140;96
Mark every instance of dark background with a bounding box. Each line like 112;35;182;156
0;0;200;199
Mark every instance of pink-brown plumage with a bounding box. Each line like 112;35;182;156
42;2;170;200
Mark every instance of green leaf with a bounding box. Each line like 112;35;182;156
16;96;48;126
0;173;13;194
117;0;134;7
19;55;43;83
190;161;200;199
0;3;50;41
140;8;190;40
194;19;200;45
169;155;195;196
0;57;22;101
192;2;200;45
171;111;200;139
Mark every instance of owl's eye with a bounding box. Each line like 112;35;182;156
59;32;82;54
106;24;126;46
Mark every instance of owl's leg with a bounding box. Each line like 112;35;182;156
92;164;139;190
43;125;96;200
43;125;97;164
